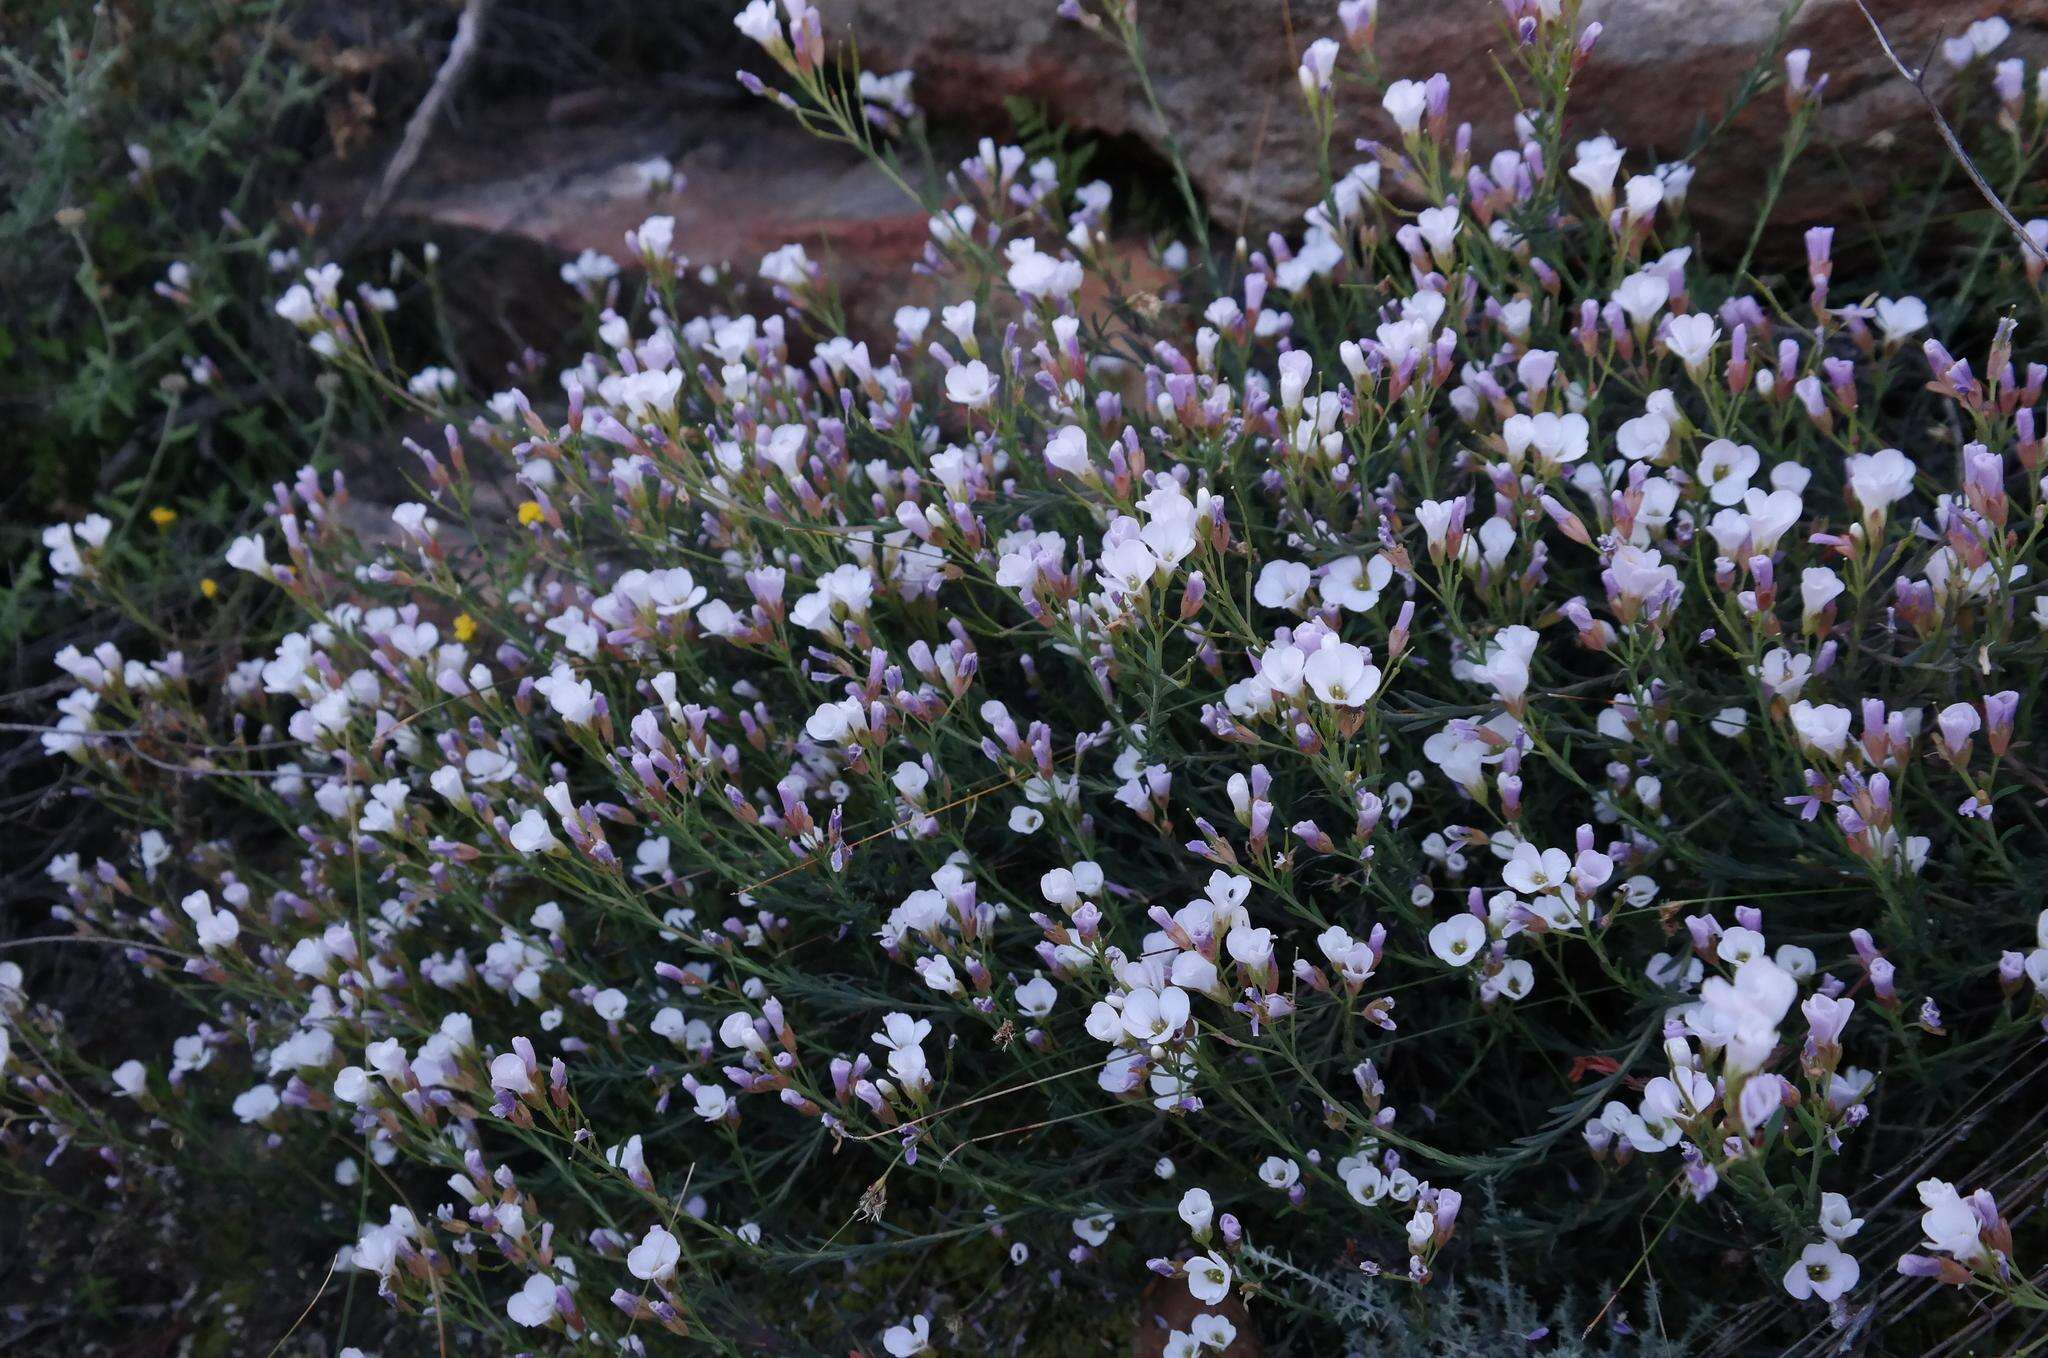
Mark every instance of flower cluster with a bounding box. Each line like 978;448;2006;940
14;0;2048;1350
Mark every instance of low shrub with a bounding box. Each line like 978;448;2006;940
14;1;2048;1352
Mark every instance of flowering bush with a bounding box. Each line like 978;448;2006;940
16;0;2048;1351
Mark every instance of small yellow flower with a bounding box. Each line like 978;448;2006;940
452;612;477;643
517;500;544;527
149;506;178;527
199;577;219;599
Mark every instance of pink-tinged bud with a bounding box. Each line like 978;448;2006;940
1896;1254;1972;1284
1999;950;2026;991
1963;443;2009;526
1574;22;1603;68
1355;790;1384;840
1805;226;1834;284
1724;324;1750;394
1072;900;1102;943
1984;690;2019;755
1424;72;1451;127
1790;376;1828;433
1539;493;1591;546
1388;601;1415;659
1935;701;1981;762
1292;819;1334;853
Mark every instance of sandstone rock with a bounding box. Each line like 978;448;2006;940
310;0;2047;417
317;88;1174;367
314;93;935;351
830;0;2048;253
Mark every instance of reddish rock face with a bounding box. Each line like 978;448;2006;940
313;0;2046;383
319;98;938;344
318;93;1178;363
830;0;2048;252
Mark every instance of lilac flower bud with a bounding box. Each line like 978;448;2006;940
1292;819;1334;853
1984;691;2018;754
1935;702;1981;760
1803;992;1852;1046
1805;226;1834;284
1999;950;2026;990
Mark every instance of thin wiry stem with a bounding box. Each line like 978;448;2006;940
1854;0;2047;261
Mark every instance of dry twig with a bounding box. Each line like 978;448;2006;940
1854;0;2047;260
358;0;495;224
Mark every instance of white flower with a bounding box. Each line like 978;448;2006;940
1303;642;1381;707
232;1083;280;1123
1253;559;1313;611
1429;914;1487;966
1617;411;1671;461
1800;567;1844;623
1819;1192;1864;1242
1381;79;1427;134
1943;16;2009;67
759;242;815;288
631;214;675;261
1120;986;1191;1044
1845;448;1915;513
1614;271;1670;325
508;809;561;856
1782;1240;1858;1303
1568;136;1625;205
944;361;997;408
1697;439;1759;506
225;534;273;579
407;366;458;401
1005;239;1082;299
1501;411;1589;471
1072;1210;1116;1246
1415;205;1462;261
733;0;783;49
1259;1156;1300;1190
1788;701;1851;758
1015;974;1058;1018
534;666;598;725
882;1315;932;1356
111;1059;148;1097
1664;312;1720;369
1322;554;1393;611
628;1225;682;1282
1185;1251;1232;1304
693;1082;735;1121
1178;1187;1214;1235
506;1272;558;1327
1873;296;1928;343
1298;36;1340;95
1045;425;1091;476
1917;1179;1989;1262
